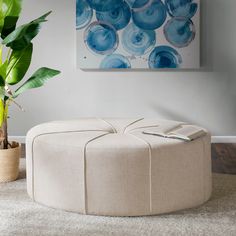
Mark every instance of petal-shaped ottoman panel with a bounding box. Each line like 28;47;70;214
26;118;212;216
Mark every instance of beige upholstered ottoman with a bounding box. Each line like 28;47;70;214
26;118;212;216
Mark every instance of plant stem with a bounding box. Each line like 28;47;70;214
6;48;11;62
2;101;8;149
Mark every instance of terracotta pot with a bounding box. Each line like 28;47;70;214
0;142;21;183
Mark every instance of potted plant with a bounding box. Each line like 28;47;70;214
0;0;60;183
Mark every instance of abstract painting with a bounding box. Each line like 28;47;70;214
76;0;200;69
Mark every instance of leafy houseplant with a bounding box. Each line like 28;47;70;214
0;0;60;182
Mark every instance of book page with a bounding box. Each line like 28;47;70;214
159;125;182;135
143;125;207;141
170;125;205;138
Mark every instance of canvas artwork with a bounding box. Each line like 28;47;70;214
76;0;200;69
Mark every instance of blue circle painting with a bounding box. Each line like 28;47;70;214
96;1;131;30
132;0;167;30
149;46;182;68
87;0;122;12
100;54;131;69
122;23;156;55
164;17;195;48
165;0;198;18
85;22;118;55
76;0;93;30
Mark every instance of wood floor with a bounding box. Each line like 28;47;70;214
212;143;236;174
21;144;236;174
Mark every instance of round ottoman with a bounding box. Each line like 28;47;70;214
26;118;212;216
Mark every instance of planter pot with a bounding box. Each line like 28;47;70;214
0;142;21;183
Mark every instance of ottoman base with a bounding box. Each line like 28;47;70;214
26;118;212;216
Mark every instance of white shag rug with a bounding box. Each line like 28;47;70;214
0;159;236;236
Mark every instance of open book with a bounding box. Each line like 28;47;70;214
143;125;207;142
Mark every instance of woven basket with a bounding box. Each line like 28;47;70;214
0;142;21;183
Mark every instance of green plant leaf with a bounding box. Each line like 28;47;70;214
0;61;7;86
0;0;3;30
6;43;33;85
0;87;4;100
14;67;60;97
0;0;22;39
2;11;51;50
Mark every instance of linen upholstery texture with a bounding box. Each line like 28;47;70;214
26;118;212;216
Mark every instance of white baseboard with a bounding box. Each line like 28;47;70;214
9;136;26;144
8;136;236;144
211;136;236;143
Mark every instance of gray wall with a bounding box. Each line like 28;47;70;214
8;0;236;136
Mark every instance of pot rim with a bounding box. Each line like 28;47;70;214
0;141;21;152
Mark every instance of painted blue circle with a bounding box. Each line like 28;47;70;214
100;54;131;69
85;22;118;55
76;0;93;30
165;0;198;18
96;1;131;30
126;0;136;8
122;23;156;55
132;0;167;30
126;0;152;10
164;17;195;48
149;46;182;68
87;0;122;12
132;0;153;9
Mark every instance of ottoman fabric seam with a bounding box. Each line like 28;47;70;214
127;133;153;214
123;118;144;133
83;132;111;214
201;138;206;202
98;118;117;133
126;125;159;133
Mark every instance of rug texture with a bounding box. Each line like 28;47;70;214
0;159;236;236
